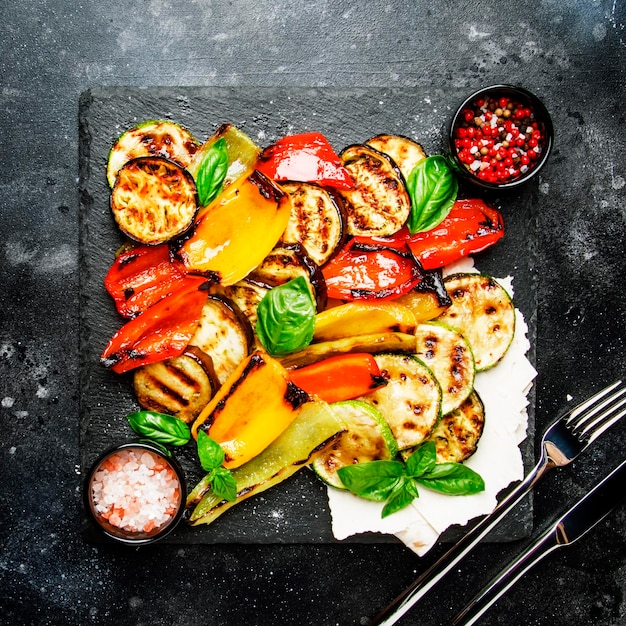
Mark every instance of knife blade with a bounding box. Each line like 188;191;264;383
449;458;626;626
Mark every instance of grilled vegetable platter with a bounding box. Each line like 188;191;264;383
79;88;536;544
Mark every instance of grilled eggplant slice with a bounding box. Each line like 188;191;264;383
365;134;427;182
212;278;271;328
189;294;254;385
337;144;412;237
279;181;348;266
107;120;199;188
110;156;198;245
414;321;475;415
133;346;220;423
426;390;485;463
312;400;398;489
437;273;515;371
278;332;417;369
249;243;328;311
359;353;441;450
187;399;345;525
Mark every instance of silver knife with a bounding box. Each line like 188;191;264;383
448;458;626;625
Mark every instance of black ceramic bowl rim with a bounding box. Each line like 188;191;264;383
448;84;554;190
83;440;187;546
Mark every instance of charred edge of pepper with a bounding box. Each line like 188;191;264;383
413;268;453;307
197;353;267;434
369;374;389;390
249;169;287;203
285;381;312;410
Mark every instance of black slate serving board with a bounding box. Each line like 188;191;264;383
78;87;536;545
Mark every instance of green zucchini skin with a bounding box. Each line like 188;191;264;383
360;353;442;451
312;400;398;489
436;273;515;372
107;119;199;187
414;321;476;415
427;390;485;463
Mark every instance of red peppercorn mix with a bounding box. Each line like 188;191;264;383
453;93;546;185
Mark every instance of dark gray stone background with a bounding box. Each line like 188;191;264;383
1;1;624;625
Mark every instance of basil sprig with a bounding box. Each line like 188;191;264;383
406;155;458;234
196;431;237;502
337;441;485;518
255;276;316;357
127;410;191;446
196;137;229;206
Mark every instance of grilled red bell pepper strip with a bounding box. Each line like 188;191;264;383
406;198;505;270
101;275;209;374
289;353;386;404
104;244;188;319
321;238;423;301
255;132;354;190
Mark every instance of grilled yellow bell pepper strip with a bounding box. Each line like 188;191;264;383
179;170;292;286
191;351;309;469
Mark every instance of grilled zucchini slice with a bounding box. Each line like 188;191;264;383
337;144;412;237
312;400;398;488
133;347;220;423
414;322;475;415
107;120;198;187
365;134;427;182
426;390;485;463
110;156;198;245
280;181;348;266
360;353;441;450
249;243;328;311
189;294;254;384
437;273;515;371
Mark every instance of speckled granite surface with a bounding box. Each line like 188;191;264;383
1;2;625;625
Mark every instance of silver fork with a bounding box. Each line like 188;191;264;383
369;380;626;626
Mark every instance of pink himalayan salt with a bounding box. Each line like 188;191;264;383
91;448;181;534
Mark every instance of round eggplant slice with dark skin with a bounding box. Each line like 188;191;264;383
133;346;220;424
110;156;198;246
279;181;349;266
365;134;428;182
337;144;412;237
188;293;255;385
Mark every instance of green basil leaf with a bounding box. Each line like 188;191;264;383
126;410;191;446
196;137;229;206
404;441;437;478
209;467;238;502
417;462;485;495
197;431;225;472
381;478;418;518
337;460;404;501
255;276;316;357
406;155;458;234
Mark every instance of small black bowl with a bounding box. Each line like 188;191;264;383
448;84;553;190
84;440;186;545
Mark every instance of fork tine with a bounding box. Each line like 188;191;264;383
568;382;626;440
566;381;623;427
585;405;626;443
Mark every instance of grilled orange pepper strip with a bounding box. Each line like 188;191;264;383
288;353;386;404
